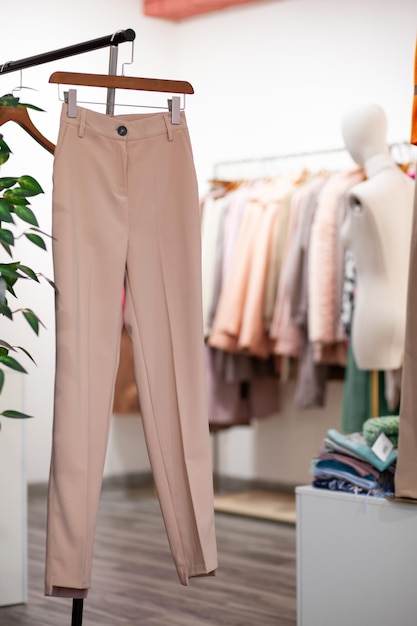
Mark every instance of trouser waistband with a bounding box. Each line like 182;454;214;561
59;103;186;142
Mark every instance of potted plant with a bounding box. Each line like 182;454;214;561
0;92;55;607
0;93;54;423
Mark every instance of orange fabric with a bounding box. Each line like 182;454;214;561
113;328;141;414
144;0;259;20
412;38;417;145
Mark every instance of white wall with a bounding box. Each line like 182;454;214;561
0;0;416;486
175;0;417;486
0;0;178;483
180;0;417;187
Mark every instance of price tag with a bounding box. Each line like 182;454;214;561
372;432;394;462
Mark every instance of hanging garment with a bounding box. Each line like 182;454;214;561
341;339;399;435
208;196;264;354
201;192;229;338
411;39;417;146
45;104;218;597
308;167;364;359
269;187;305;357
395;169;417;499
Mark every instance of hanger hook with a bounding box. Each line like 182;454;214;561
121;40;135;76
110;29;124;44
12;70;23;95
11;69;38;98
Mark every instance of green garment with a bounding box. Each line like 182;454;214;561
341;341;399;434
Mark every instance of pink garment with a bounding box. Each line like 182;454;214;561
270;187;305;357
210;174;305;358
209;198;264;353
308;168;364;355
237;202;279;357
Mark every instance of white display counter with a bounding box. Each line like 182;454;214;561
296;485;417;626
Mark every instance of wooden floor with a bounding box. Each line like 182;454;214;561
0;487;296;626
214;490;296;524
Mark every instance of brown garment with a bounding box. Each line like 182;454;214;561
395;40;417;495
394;174;417;498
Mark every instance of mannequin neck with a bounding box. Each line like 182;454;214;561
364;152;396;179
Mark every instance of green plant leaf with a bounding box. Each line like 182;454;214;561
0;136;11;165
17;176;44;194
6;283;17;297
16;345;36;365
0;177;17;190
0;353;27;373
0;229;14;246
0;241;12;257
3;190;30;205
1;410;33;419
0;303;12;319
24;233;46;250
22;309;40;335
18;264;39;281
44;276;58;291
29;227;52;239
11;187;42;198
0;94;19;107
0;369;4;394
13;205;38;226
0;265;22;280
18;103;45;112
0;198;14;223
0;347;7;357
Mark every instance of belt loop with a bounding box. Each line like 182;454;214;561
163;114;174;142
78;108;87;138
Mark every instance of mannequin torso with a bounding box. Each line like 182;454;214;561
341;106;414;370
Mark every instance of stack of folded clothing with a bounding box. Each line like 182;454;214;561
311;416;399;497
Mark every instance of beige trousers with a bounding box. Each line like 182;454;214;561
395;170;417;498
45;104;217;597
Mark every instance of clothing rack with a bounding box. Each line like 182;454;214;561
213;141;417;181
1;27;136;626
0;29;135;75
0;29;135;116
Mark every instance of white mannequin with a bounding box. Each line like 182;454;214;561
341;104;414;370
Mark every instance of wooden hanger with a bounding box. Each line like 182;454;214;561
49;72;194;94
0;105;55;154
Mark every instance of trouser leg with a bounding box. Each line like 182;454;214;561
123;117;217;584
45;113;127;596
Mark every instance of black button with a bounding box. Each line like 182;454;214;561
117;125;127;136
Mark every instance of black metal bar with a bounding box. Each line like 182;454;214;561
0;29;135;75
71;598;84;626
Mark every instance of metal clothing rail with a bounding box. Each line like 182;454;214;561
213;141;417;180
0;29;136;75
215;145;347;169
